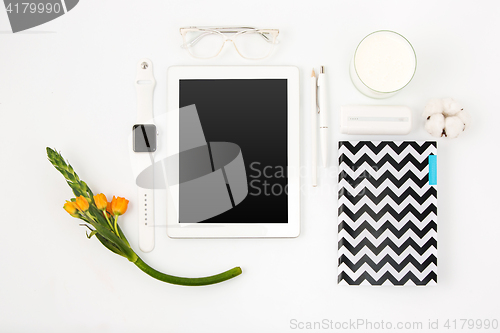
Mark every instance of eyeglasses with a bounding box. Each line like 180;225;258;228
180;26;279;60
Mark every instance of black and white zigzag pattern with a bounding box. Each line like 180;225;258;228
338;141;437;286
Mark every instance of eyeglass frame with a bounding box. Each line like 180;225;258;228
179;26;280;60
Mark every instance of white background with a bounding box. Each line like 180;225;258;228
0;1;499;332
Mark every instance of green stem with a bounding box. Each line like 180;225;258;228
85;211;98;223
133;257;242;286
113;215;119;236
103;210;113;230
116;224;130;247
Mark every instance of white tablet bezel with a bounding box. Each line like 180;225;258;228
165;66;300;238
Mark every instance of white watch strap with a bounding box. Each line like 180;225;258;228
135;58;156;252
138;187;155;253
136;150;155;253
135;59;156;123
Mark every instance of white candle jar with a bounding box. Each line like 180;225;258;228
350;30;417;99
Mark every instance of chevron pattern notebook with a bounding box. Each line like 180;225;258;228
338;141;438;286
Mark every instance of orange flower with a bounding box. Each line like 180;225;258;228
93;193;108;210
63;201;78;216
111;196;129;216
75;195;89;212
106;201;113;214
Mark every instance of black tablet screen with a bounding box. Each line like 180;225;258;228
178;79;288;223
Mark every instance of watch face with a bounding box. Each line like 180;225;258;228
133;124;157;152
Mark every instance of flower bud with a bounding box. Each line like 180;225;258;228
106;201;113;215
63;201;79;216
111;196;129;216
75;195;90;212
93;193;108;210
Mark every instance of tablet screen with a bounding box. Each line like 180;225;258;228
178;79;288;223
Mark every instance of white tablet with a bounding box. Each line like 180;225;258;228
164;66;300;238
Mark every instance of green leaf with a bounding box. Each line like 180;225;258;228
58;155;68;168
81;181;94;197
68;181;82;197
86;230;98;239
88;205;110;229
116;224;130;247
67;172;76;182
95;234;126;257
47;148;67;169
54;167;67;178
91;222;135;261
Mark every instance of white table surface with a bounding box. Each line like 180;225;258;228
1;1;499;332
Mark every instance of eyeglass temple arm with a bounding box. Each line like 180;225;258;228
181;29;276;48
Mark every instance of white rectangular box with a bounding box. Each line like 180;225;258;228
340;105;412;135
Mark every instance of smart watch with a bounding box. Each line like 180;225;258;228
133;58;157;252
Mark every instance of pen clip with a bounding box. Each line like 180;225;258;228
316;85;320;114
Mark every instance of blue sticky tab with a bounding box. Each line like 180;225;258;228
428;155;437;185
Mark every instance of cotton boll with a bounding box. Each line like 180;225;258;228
423;98;444;119
456;110;470;128
425;113;445;137
423;97;470;139
441;98;454;112
444;116;465;138
442;98;463;116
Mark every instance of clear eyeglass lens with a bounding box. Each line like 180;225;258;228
184;31;224;58
234;31;275;59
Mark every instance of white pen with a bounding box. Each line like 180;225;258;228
318;66;329;167
311;69;317;187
